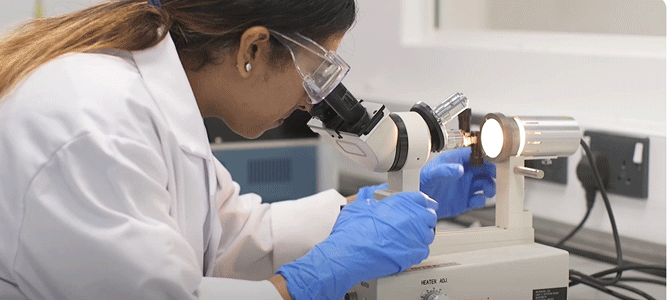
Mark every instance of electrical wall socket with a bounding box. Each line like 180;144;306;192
525;157;568;185
583;130;649;199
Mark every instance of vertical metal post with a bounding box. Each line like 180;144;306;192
388;168;421;193
495;156;532;229
375;169;421;200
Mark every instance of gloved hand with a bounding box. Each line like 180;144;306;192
420;147;496;218
356;147;496;219
277;192;437;300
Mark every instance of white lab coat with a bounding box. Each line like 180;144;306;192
0;33;346;299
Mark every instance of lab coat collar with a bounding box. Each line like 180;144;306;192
131;33;211;158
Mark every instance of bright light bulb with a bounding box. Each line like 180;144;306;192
481;118;504;158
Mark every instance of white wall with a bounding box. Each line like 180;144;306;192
338;0;666;245
0;0;103;33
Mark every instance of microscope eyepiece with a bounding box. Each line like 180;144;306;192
309;83;371;135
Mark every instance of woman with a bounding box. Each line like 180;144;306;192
0;0;495;299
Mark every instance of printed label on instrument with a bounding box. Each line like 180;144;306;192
533;287;567;300
419;277;448;285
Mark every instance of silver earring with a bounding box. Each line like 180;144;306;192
245;63;251;72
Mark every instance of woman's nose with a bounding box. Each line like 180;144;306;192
297;104;312;111
297;96;313;111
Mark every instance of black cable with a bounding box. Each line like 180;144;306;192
591;265;667;279
570;273;637;300
559;146;607;248
577;139;624;285
608;282;657;300
601;277;666;286
566;140;666;299
570;270;657;300
455;139;664;298
0;276;15;287
570;270;610;288
569;262;667;297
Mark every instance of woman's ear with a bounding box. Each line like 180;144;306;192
236;26;271;78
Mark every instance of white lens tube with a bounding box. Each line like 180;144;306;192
480;113;580;162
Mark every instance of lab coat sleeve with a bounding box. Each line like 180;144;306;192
14;132;208;299
212;160;346;280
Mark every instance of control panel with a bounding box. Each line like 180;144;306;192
421;288;450;300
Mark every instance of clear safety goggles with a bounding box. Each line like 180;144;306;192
269;30;350;104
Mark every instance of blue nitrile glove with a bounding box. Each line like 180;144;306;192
420;147;496;218
277;191;438;300
356;147;496;219
355;182;387;201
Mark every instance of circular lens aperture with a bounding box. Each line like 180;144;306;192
481;118;504;159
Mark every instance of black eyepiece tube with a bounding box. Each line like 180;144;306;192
310;83;370;134
324;83;369;125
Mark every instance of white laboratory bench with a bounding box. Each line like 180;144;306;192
436;220;666;300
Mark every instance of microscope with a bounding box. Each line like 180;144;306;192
308;83;581;300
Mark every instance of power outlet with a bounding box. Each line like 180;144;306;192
525;157;568;185
583;130;649;199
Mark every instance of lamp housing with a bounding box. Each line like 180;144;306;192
480;113;580;163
